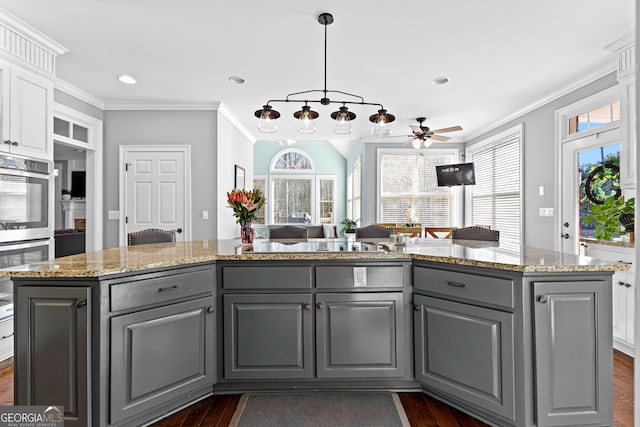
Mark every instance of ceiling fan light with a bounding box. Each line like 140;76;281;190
411;138;422;149
422;139;434;149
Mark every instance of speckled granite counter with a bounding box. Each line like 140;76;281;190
0;238;628;278
580;237;635;249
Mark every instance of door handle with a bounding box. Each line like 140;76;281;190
561;233;570;239
176;228;183;233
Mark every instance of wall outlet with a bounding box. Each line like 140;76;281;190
539;208;555;217
108;210;120;220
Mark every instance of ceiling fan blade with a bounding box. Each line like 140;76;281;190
408;125;424;135
430;134;450;142
430;125;463;134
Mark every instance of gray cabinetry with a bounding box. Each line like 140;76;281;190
533;280;612;427
15;286;91;427
413;294;515;421
223;293;313;379
316;292;405;378
110;296;216;424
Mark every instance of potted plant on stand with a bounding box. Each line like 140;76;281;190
341;218;357;238
61;189;71;200
583;195;635;243
227;188;266;245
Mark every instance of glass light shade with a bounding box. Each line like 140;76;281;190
258;111;278;133
297;108;317;134
334;113;352;135
411;138;422;149
422;139;434;149
372;118;391;136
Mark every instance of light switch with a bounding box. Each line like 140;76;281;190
108;210;120;220
538;186;544;196
539;208;555;217
353;267;367;287
202;210;209;220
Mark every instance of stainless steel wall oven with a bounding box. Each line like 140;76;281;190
0;153;52;243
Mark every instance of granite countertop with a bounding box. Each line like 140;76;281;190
0;238;630;278
580;238;635;249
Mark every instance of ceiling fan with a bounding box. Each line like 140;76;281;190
396;117;463;148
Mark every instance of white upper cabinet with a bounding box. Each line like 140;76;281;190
0;62;54;159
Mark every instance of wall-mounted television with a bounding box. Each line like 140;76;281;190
71;171;86;198
435;162;476;187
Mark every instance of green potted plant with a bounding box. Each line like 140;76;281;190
583;195;635;241
340;218;357;236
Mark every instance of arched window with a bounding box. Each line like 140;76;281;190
270;148;314;172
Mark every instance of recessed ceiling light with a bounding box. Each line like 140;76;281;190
432;77;449;85
228;76;246;85
117;75;137;85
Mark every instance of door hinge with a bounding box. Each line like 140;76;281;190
125;216;128;224
125;162;131;171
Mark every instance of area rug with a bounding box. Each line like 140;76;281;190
229;392;410;427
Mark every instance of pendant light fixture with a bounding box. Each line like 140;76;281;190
254;12;395;135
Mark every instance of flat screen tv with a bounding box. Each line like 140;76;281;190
436;162;476;187
71;171;86;198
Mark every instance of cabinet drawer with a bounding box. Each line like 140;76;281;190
0;317;12;341
586;245;634;271
316;265;405;289
222;266;312;289
414;266;514;309
111;268;214;312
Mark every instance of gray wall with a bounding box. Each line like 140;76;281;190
465;72;618;250
54;89;104;121
103;110;218;248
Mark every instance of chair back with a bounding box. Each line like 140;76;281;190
127;228;176;245
269;226;308;240
306;225;324;238
355;225;393;239
451;226;499;242
424;227;455;239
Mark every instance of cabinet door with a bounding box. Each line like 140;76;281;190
9;67;53;159
624;273;634;346
110;296;215;424
413;294;515;421
224;293;313;379
316;292;405;379
612;272;628;343
15;286;91;427
533;280;612;427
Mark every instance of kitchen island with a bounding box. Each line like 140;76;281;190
0;239;627;427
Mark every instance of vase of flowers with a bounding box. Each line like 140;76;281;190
227;188;266;244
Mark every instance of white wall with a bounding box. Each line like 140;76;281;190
217;112;254;239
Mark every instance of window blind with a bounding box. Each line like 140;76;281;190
468;130;521;243
379;151;454;226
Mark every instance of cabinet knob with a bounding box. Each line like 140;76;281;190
618;281;626;287
316;303;323;310
10;141;18;146
206;306;214;313
624;283;632;288
2;140;10;145
537;295;548;304
303;303;311;311
76;299;87;308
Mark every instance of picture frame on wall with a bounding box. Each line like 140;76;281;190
235;165;245;189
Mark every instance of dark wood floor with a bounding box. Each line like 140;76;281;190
0;351;633;426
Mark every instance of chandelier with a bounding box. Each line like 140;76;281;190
254;13;395;136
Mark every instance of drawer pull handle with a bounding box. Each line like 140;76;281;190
624;283;632;288
617;260;633;265
537;295;548;304
618;281;626;286
206;306;214;314
447;281;467;289
303;303;311;311
76;299;87;308
1;333;13;339
158;285;178;293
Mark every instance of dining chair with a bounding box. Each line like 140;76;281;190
269;226;308;240
127;228;176;245
354;225;394;239
451;226;499;242
424;227;456;239
306;225;325;238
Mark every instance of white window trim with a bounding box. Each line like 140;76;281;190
556;86;620;143
465;124;523;240
376;148;461;226
269;147;315;173
347;156;361;224
316;175;337;224
268;174;316;224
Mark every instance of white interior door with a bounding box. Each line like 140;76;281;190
121;146;191;244
560;128;620;254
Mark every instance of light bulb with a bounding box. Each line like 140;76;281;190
258;111;277;133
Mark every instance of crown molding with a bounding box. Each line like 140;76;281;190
55;79;105;109
465;63;617;141
217;103;257;144
0;6;67;55
103;102;220;111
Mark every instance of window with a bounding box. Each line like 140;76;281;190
378;150;456;226
568;101;620;135
466;125;522;243
346;159;361;225
266;148;335;224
